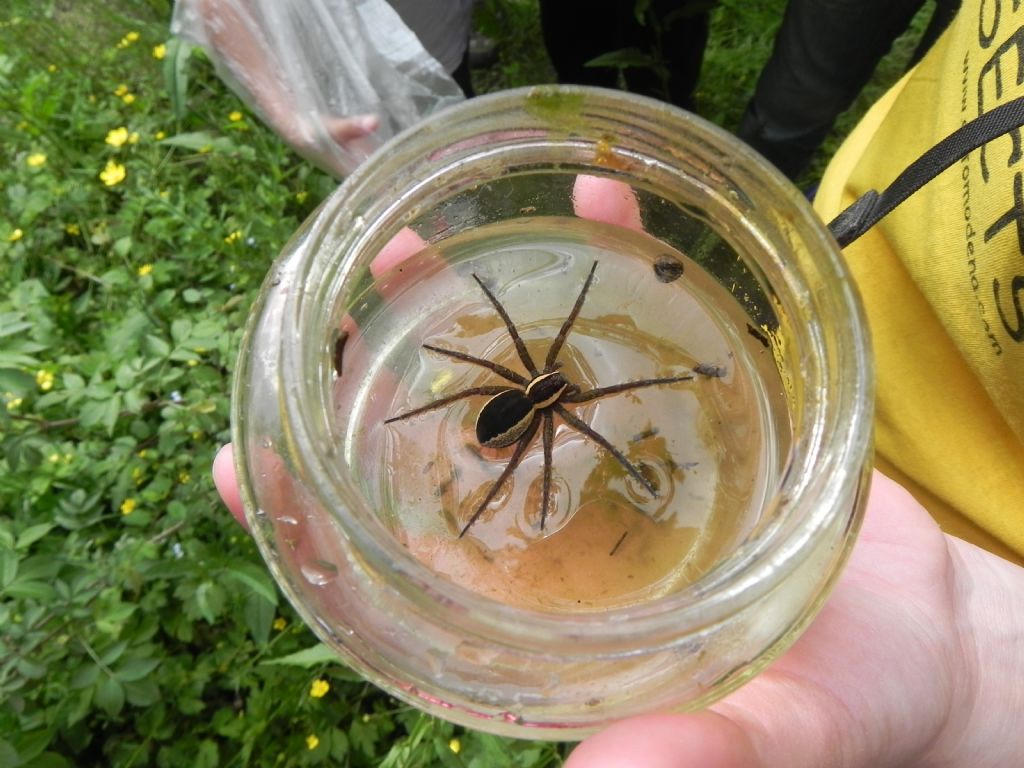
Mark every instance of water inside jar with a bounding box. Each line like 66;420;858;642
332;215;789;612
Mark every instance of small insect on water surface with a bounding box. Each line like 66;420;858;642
384;261;698;537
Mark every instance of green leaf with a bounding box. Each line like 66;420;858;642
222;563;279;607
11;728;52;763
585;47;658;70
196;739;220;768
243;591;274;645
0;311;33;338
95;676;125;718
144;334;172;357
16;657;47;679
1;550;17;587
70;663;101;690
0;740;18;768
99;641;129;666
5;580;57;601
113;236;132;258
194;580;226;624
115;655;161;682
261;644;341;668
124;677;161;707
0;367;34;395
161;131;240;155
633;0;651;24
15;523;53;550
164;36;193;120
96;602;137;635
27;753;71;768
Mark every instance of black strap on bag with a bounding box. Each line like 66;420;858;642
826;94;1024;247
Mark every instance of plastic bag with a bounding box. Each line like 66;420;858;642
171;0;466;178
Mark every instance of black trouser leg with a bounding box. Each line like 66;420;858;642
738;0;959;179
538;0;710;111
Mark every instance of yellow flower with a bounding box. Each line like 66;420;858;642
309;679;330;698
48;453;61;464
65;223;81;236
224;230;242;244
178;471;191;484
120;498;137;515
137;263;153;277
228;110;243;122
8;229;23;242
35;370;54;391
105;127;129;147
99;159;126;187
26;153;47;167
128;132;140;144
153;43;166;60
306;735;319;751
295;191;308;203
6;397;23;411
272;617;287;631
114;84;129;96
47;64;58;72
117;31;140;49
154;130;166;141
122;93;136;105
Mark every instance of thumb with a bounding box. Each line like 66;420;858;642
566;712;761;768
212;443;248;530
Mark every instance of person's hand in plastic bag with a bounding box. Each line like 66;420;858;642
174;0;466;177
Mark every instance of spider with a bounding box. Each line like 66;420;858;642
384;261;697;538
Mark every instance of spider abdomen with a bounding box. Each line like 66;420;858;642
476;390;536;448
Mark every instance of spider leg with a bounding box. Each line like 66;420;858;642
553;403;658;497
544;261;598;370
459;415;542;537
472;273;539;377
422;343;528;387
385;386;511;424
562;374;694;404
541;411;554;531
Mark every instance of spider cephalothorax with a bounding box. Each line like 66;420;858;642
385;262;697;537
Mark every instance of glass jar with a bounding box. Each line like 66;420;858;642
232;86;873;739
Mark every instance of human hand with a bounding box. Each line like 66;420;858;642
213;174;1024;765
563;470;1024;768
215;453;1023;767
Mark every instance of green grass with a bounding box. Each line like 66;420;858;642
0;1;937;765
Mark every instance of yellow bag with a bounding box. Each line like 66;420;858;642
815;0;1024;562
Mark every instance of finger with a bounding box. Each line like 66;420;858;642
212;443;247;530
566;712;760;768
324;114;380;145
218;225;432;533
571;174;644;232
370;226;428;280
